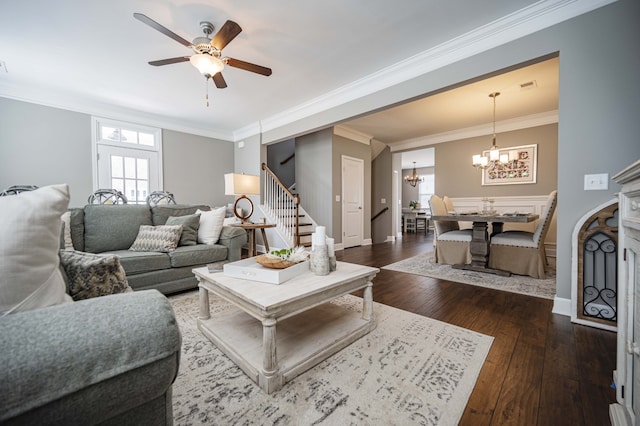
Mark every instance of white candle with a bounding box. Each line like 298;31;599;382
327;237;335;257
315;226;326;242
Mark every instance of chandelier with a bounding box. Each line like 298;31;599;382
404;162;424;187
472;92;510;169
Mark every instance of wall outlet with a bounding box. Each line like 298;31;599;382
335;195;340;202
584;173;609;190
381;198;386;204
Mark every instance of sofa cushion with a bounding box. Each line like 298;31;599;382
84;205;152;253
166;214;200;246
129;225;183;253
197;207;226;245
0;184;73;315
68;208;85;251
60;250;132;300
168;244;228;268
105;250;172;275
151;204;210;225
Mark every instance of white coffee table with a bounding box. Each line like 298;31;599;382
193;261;379;394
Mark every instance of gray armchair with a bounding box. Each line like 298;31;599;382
0;290;181;425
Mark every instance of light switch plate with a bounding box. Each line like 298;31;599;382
584;173;609;190
381;198;386;204
335;195;340;202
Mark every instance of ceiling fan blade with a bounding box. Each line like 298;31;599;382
212;73;227;89
211;20;242;50
134;13;191;48
148;57;190;66
226;58;272;76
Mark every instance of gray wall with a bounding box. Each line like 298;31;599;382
0;97;235;208
372;146;392;244
434;124;558;197
266;139;295;189
259;0;640;300
295;128;333;235
162;129;234;206
0;97;93;207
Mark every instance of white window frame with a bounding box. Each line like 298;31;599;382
418;173;435;208
91;117;163;194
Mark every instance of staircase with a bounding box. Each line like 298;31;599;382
261;163;315;248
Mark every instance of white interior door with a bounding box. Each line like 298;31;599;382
97;145;159;204
342;156;364;248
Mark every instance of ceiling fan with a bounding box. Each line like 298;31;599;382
133;13;272;93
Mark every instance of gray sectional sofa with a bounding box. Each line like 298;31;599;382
67;203;247;294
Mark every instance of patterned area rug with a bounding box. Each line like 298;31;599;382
383;252;556;300
169;291;493;425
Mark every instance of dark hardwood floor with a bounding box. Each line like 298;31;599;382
335;231;617;426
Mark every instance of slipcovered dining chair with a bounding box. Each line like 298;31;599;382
443;195;455;213
488;190;557;278
429;195;472;264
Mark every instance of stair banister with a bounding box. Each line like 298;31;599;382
261;163;301;247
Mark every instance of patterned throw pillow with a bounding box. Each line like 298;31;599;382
129;225;183;252
59;250;132;301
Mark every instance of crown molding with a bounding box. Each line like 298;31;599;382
333;125;372;145
0;81;235;141
388;110;558;152
248;0;615;140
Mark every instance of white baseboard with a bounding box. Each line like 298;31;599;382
552;296;571;317
386;235;396;242
362;238;372;246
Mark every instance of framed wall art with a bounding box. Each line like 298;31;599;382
482;144;537;186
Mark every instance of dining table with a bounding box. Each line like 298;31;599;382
430;211;539;276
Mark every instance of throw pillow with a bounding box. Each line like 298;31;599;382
59;251;132;301
166;214;200;246
0;184;74;315
196;207;226;245
129;225;183;252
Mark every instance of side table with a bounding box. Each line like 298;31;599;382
230;222;276;257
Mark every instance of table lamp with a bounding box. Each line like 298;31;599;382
224;173;261;223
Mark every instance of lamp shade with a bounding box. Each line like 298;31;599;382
224;173;260;196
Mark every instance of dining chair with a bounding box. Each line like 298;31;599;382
443;195;455;213
429;195;472;264
488;190;557;278
404;212;417;232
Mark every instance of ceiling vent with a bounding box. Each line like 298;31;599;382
520;80;537;90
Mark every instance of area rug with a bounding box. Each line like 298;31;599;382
169;291;493;425
382;252;555;300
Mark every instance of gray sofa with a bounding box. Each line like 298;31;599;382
67;204;247;294
0;290;181;425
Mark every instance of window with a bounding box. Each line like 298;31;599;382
92;118;162;204
418;173;435;208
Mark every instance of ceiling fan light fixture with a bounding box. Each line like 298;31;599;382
190;53;224;77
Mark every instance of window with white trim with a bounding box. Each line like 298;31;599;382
92;117;163;204
418;173;435;209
